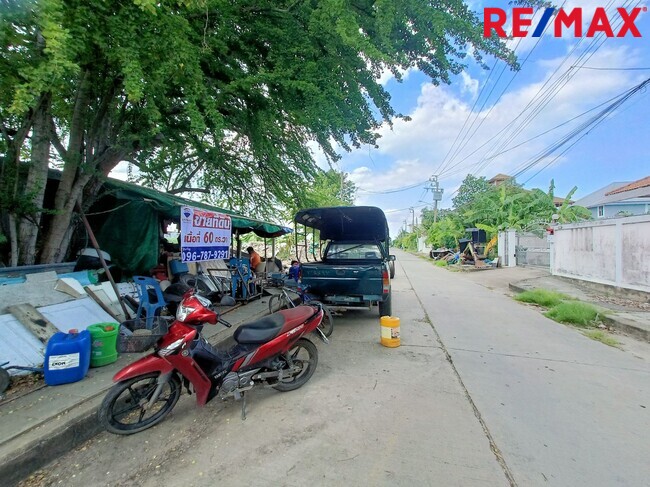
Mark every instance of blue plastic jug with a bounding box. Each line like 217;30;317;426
44;329;91;386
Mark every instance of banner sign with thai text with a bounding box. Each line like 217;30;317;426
180;206;231;262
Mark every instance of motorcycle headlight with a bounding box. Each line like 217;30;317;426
159;338;185;357
176;305;195;322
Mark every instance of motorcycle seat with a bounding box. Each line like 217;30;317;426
278;305;317;328
234;314;285;344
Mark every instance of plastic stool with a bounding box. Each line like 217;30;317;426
133;276;167;328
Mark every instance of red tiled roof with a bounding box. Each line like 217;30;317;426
606;176;650;195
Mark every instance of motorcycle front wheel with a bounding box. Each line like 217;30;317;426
273;338;318;392
98;372;181;435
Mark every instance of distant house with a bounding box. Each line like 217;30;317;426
488;173;512;186
488;173;573;207
573;176;650;219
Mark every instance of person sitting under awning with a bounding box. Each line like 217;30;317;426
247;246;261;274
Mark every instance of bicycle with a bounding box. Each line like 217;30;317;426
268;283;334;337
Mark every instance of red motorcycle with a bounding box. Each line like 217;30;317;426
98;291;326;435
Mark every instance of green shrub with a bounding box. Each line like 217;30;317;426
434;260;448;267
583;330;620;347
544;302;601;327
515;288;571;308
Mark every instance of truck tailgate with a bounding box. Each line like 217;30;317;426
301;263;383;297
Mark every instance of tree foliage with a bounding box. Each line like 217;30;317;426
1;0;517;264
452;174;492;209
392;229;418;251
418;177;592;250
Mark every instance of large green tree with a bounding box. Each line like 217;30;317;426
452;174;492;209
1;0;516;265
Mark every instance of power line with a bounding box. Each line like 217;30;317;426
444;76;650;200
438;5;561;177
438;86;637;180
384;203;427;214
505;0;641;178
357;180;429;194
577;66;650;71
442;0;628;180
513;77;650;181
433;11;545;178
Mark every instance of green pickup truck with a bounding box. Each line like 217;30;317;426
295;206;395;316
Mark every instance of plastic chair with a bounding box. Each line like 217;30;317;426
132;276;167;328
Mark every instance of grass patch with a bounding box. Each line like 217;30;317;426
582;330;620;347
544;301;601;327
515;288;571;308
434;260;448;267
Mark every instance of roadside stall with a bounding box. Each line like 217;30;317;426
89;178;291;301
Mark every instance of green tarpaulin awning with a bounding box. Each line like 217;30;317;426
92;178;291;274
102;178;292;238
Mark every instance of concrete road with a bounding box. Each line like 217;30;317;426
20;251;650;487
398;250;650;486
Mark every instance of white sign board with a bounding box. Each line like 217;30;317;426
180;206;232;263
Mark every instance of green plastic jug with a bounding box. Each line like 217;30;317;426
87;323;119;367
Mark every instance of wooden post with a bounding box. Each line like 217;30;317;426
8;304;59;344
75;203;130;320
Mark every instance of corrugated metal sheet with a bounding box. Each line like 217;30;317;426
0;314;45;375
0;297;118;375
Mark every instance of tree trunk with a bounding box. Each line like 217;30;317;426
18;95;51;265
36;70;132;263
8;214;18;267
39;172;92;263
39;72;90;264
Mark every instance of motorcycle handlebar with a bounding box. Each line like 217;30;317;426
218;318;232;328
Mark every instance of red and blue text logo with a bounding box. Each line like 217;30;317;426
483;7;645;38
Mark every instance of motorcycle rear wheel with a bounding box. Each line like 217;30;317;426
98;372;181;435
273;339;318;392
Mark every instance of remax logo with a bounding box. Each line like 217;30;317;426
483;7;646;38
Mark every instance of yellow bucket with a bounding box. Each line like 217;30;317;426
380;316;400;348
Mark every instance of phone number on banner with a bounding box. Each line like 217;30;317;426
182;247;229;262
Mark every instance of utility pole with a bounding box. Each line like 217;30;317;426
403;219;407;232
429;175;444;223
409;207;415;232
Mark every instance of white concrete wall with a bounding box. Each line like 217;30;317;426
417;236;430;254
498;230;517;267
551;214;650;293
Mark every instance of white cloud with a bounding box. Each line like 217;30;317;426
378;66;415;86
350;158;430;194
460;72;479;98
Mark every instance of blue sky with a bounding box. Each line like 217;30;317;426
331;1;650;236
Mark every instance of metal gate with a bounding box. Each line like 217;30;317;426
515;232;550;268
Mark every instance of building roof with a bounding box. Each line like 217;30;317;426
553;196;574;206
573;181;650;208
606;175;650;196
488;173;512;184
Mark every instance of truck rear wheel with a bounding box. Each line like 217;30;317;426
378;293;392;317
